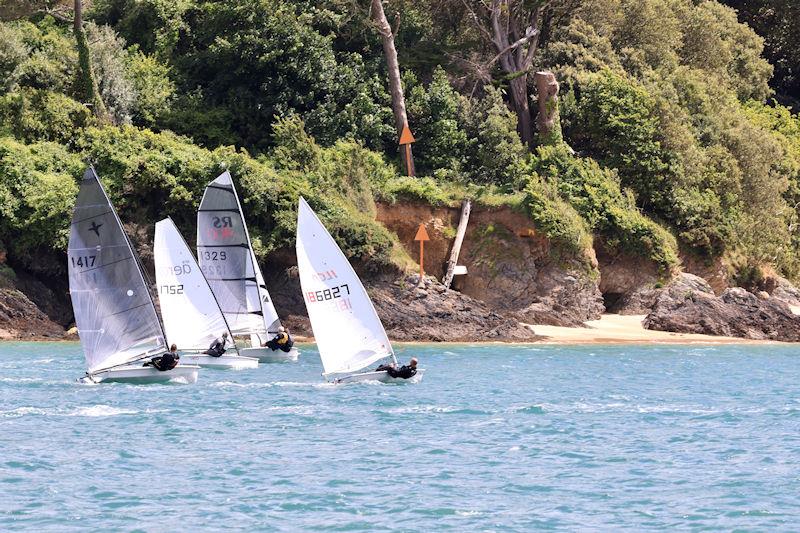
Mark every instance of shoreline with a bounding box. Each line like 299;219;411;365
525;314;783;345
1;313;793;346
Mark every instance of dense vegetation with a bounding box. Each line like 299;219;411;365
0;0;799;286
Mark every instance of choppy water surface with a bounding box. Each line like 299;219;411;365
2;342;800;531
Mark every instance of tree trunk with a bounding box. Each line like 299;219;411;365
508;75;534;147
74;0;107;121
371;0;408;134
534;71;562;145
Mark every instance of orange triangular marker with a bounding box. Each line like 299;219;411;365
414;223;430;241
399;124;415;145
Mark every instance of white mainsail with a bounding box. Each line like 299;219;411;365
295;197;394;376
68;167;167;373
154;217;234;351
196;171;282;339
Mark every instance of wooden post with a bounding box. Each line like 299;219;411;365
442;199;471;289
414;223;430;281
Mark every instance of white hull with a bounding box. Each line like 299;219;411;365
335;368;425;384
81;364;200;384
179;354;258;370
240;346;299;363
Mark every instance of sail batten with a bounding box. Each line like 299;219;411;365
196;171;282;338
295;197;393;376
155;218;234;351
68;168;167;373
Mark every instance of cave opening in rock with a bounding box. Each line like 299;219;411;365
602;292;624;313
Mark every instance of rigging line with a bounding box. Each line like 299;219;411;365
108;301;152;317
207;184;235;193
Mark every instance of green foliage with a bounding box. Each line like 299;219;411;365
8;17;78;96
459;88;530;186
125;48;175;127
523;174;594;260
71;121;405;268
0;137;83;274
405;67;468;176
532;144;679;272
572;70;675;210
0;88;95;145
0;23;27;92
0;0;799;283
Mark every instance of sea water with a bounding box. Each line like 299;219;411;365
1;342;800;531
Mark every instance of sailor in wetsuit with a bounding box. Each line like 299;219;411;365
264;326;294;353
204;332;228;357
144;344;180;371
375;357;418;379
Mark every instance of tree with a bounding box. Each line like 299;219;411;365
73;0;107;120
462;0;579;147
370;0;415;175
719;0;800;103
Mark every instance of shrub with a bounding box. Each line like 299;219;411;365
532;144;679;272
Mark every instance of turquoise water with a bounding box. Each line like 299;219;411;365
1;342;800;531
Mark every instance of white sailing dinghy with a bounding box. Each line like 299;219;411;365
69;168;199;384
295;197;424;384
197;171;299;363
154;218;258;370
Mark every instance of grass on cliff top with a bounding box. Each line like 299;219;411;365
377;175;526;210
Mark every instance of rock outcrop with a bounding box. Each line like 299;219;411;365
372;274;539;341
265;257;538;341
761;275;800;306
377;203;603;327
0;288;66;339
644;280;800;341
614;273;713;315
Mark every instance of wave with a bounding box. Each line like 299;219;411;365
66;405;139;417
0;406;49;417
1;404;151;418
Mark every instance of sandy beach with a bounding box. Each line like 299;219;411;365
527;314;786;345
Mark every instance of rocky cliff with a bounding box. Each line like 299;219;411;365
4;199;800;343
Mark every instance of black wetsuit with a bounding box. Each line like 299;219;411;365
204;337;227;357
265;332;294;353
145;351;179;371
376;363;417;379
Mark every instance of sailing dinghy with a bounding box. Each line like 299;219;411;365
154;218;258;370
197;171;299;363
295;197;424;384
68;168;199;384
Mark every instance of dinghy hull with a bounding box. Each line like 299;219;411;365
241;346;299;363
81;364;200;384
179;354;258;369
335;368;425;384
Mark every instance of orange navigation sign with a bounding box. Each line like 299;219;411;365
414;223;429;279
399;123;416;177
399;124;416;145
414;223;429;242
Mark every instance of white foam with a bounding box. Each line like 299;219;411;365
1;406;48;417
67;405;138;417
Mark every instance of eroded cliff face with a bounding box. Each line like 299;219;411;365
376;202;604;327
